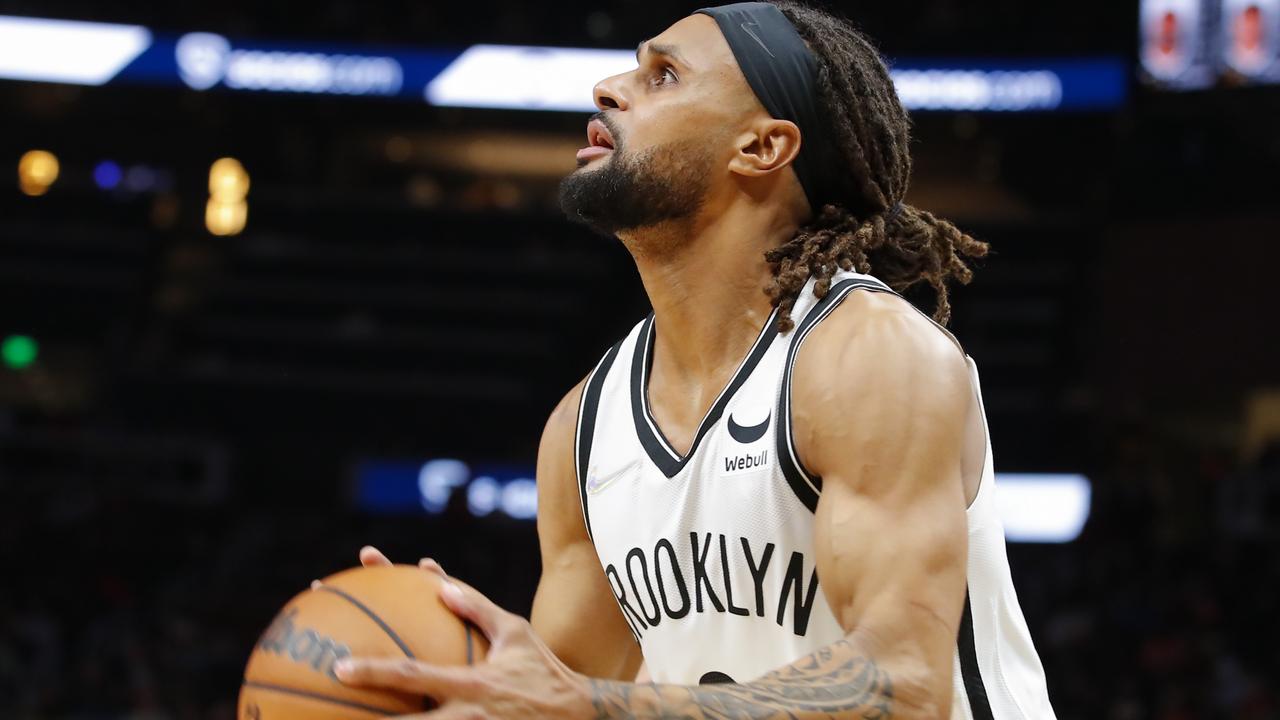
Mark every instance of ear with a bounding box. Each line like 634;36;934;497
728;118;803;178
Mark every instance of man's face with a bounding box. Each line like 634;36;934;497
558;14;760;237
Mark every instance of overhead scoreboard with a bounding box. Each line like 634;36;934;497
1141;0;1280;88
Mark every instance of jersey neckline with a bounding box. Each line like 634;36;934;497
630;308;780;479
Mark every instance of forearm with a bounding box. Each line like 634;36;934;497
586;637;926;720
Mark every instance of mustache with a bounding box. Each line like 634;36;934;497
590;111;624;150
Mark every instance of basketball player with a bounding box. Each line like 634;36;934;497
337;2;1057;717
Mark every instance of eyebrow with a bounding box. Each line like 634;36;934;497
636;40;692;69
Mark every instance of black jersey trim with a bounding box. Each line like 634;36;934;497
776;278;895;512
630;308;780;479
959;590;996;720
630;316;676;472
575;339;624;543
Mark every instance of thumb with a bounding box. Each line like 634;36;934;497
437;580;511;641
335;656;472;699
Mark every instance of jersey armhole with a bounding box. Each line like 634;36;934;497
775;278;897;512
574;339;624;543
963;355;993;513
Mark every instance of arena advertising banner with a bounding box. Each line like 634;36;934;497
0;14;1126;112
354;458;1092;544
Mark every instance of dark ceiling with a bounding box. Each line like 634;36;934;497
0;0;1134;56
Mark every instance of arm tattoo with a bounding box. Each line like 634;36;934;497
588;639;894;720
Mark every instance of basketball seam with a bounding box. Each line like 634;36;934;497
314;584;416;659
241;680;393;716
465;623;475;665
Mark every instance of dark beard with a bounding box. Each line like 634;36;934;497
558;137;712;236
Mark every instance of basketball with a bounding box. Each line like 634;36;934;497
237;565;488;719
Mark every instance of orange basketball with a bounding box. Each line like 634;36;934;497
238;565;488;719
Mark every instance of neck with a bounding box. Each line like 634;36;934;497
619;200;800;381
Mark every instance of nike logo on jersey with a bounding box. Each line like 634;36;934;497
727;412;771;444
586;459;639;495
585;467;619;496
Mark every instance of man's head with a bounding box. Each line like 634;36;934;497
558;11;808;240
561;1;988;328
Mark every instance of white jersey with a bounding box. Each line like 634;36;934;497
574;270;1057;719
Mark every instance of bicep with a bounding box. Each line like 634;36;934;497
531;542;642;680
530;380;642;680
794;298;970;701
812;467;967;660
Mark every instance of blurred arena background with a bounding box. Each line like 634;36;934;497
2;0;1279;717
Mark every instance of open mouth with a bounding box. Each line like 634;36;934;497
587;118;615;150
577;118;616;164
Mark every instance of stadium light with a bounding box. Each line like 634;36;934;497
206;157;249;236
994;474;1092;543
205;198;248;236
0;15;151;86
93;160;123;190
1;335;38;370
18;149;59;196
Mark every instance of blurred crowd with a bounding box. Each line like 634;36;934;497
1019;426;1280;720
2;421;1278;720
0;486;542;720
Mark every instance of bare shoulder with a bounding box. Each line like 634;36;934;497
535;376;592;546
542;379;587;449
539;332;631;515
538;378;588;481
793;289;969;396
790;290;972;484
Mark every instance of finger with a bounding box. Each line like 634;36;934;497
334;657;477;699
418;557;448;579
360;546;393;568
436;579;515;641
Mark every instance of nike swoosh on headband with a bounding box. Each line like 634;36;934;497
739;21;775;58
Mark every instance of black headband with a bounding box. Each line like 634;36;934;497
695;2;830;210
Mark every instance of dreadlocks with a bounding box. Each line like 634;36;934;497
765;0;989;332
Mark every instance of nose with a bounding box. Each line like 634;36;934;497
593;72;629;112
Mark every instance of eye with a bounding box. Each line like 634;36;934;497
651;65;679;87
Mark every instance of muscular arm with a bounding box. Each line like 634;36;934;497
586;292;972;718
531;381;644;681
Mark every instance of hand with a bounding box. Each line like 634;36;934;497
335;560;595;720
356;545;448;576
